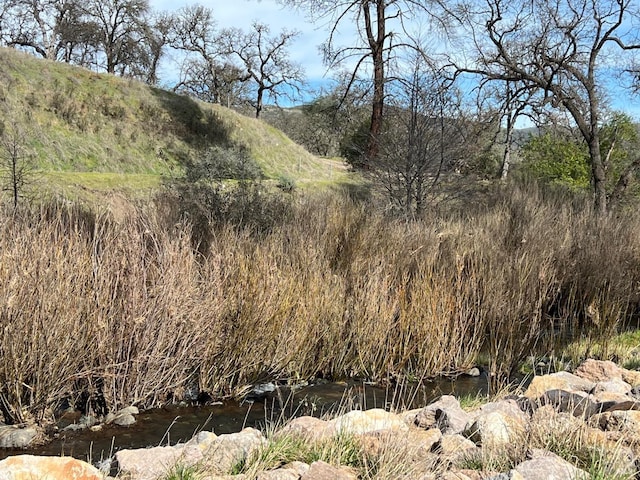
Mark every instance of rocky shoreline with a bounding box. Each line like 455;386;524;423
2;358;640;479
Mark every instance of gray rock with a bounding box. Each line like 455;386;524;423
0;425;37;448
202;427;266;473
538;389;599;417
113;413;136;427
414;395;471;434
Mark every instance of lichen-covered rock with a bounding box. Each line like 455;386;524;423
0;455;103;480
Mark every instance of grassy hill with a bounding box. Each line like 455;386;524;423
0;47;352;200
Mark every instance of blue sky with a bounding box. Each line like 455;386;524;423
150;0;332;82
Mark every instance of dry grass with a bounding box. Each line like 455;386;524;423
0;182;639;426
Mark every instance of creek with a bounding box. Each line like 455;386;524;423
0;375;487;464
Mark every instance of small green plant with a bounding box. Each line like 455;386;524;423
163;464;201;480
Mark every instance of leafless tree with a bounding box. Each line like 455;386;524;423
279;0;433;161
0;0;81;60
77;0;149;75
446;0;640;213
369;52;477;217
218;22;304;118
0;120;33;211
169;5;250;106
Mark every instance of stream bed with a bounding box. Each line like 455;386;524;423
0;374;488;464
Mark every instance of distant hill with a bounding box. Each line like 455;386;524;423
0;47;352;200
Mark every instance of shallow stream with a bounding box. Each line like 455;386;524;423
0;375;487;464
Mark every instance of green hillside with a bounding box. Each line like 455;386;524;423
0;47;351;199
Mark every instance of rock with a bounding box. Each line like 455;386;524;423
537;389;599;417
592;378;632;395
0;455;103;480
595;410;640;433
257;468;303;480
412;394;471;435
115;445;185;480
463;400;529;449
301;460;357;480
513;454;589;479
328;409;408;435
202;427;266;473
0;426;37;448
278;416;331;440
106;406;139;427
575;359;623;383
433;433;477;459
465;367;481;377
524;372;595;399
113;413;136;426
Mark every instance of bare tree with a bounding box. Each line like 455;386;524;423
78;0;149;75
218;22;304;118
447;0;640;214
0;120;33;210
280;0;432;161
0;0;81;60
369;52;476;217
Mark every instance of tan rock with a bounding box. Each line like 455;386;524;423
328;408;408;435
513;454;589;479
115;445;185;480
524;372;595;399
300;460;357;480
0;455;103;480
575;359;623;383
278;416;332;440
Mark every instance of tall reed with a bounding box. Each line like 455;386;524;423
0;183;638;425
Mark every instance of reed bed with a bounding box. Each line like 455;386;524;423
0;183;639;425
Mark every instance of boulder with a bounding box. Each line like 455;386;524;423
594;410;640;433
106;405;139;427
513;453;589;479
524;372;595;399
115;445;185;480
0;455;103;480
328;408;408;435
300;460;357;480
414;395;472;435
202;427;266;473
575;359;624;383
537;389;599;417
278;416;331;440
463;400;529;449
0;426;37;448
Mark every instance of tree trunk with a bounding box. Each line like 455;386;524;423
588;137;607;215
365;0;385;163
255;86;264;118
